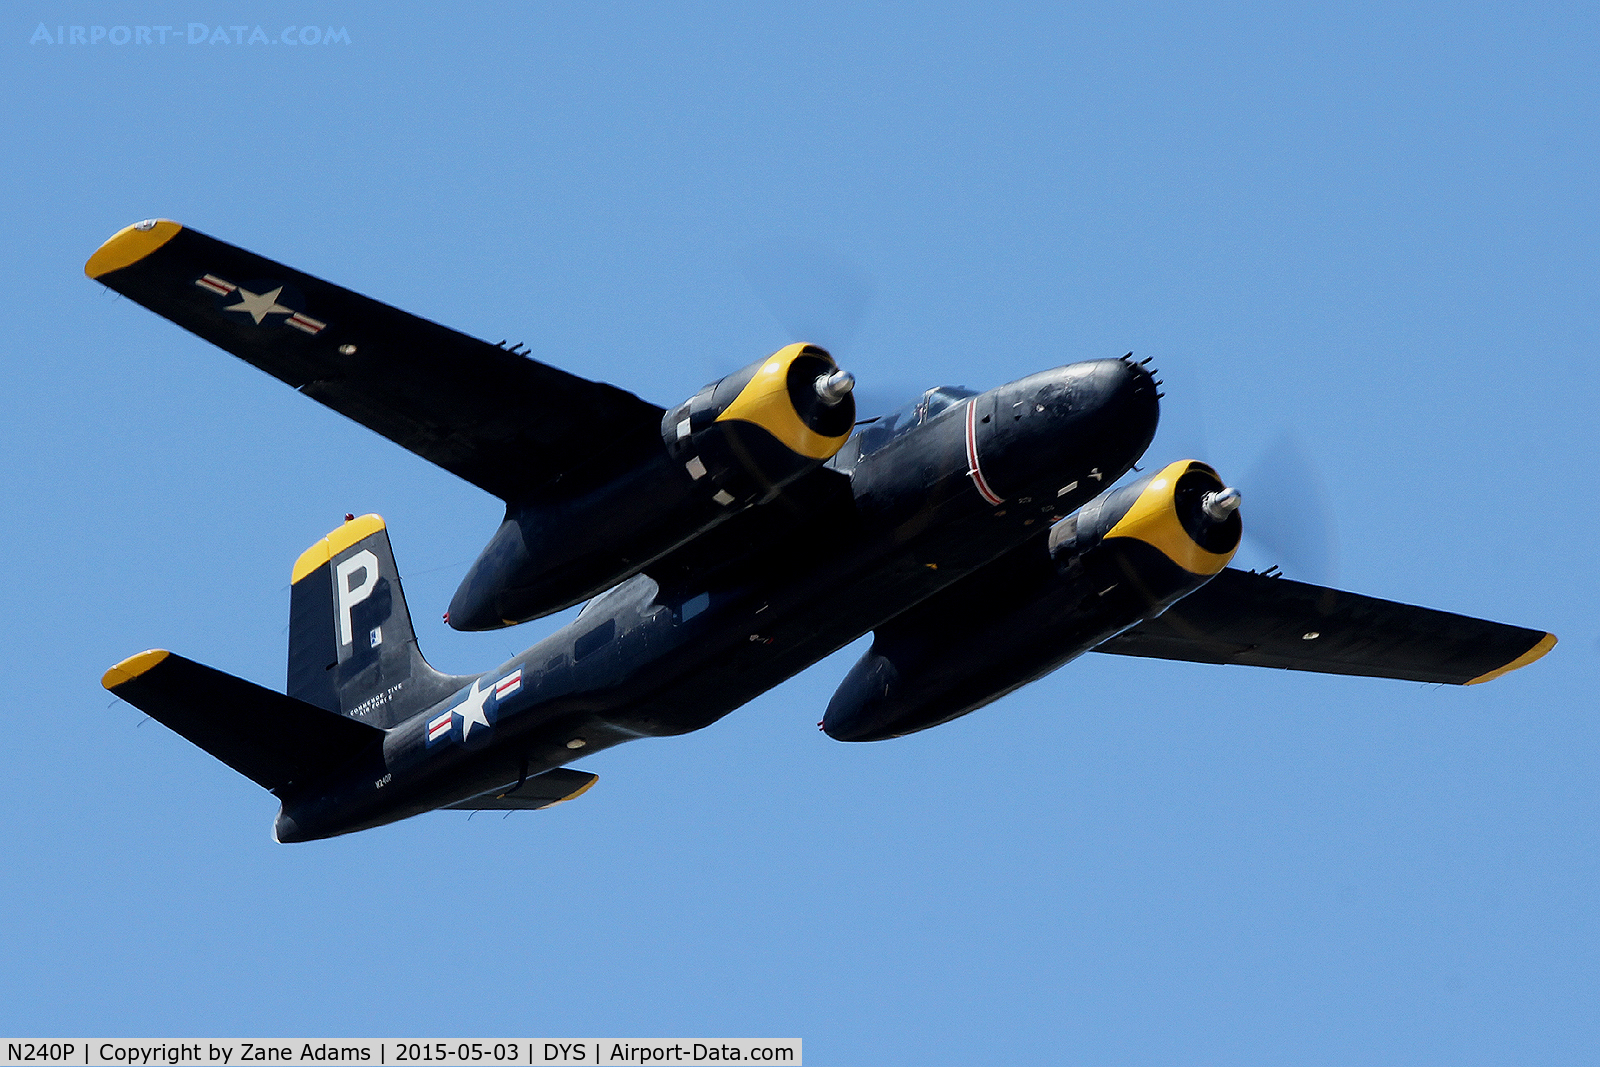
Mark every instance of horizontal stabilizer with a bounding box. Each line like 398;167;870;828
444;768;598;811
85;220;665;500
103;650;385;792
1094;568;1555;685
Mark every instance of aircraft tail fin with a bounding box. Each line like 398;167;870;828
102;650;383;793
288;514;467;727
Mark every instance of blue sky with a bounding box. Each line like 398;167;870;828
3;2;1595;1062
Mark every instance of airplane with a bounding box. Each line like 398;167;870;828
87;219;1557;842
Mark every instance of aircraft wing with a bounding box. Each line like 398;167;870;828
1094;568;1555;685
86;220;666;501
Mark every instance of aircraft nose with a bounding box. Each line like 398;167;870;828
1074;356;1159;430
978;358;1159;503
1085;357;1161;454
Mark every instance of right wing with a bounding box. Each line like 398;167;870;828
86;220;666;501
1094;567;1555;685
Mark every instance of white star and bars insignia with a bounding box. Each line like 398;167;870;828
424;669;525;749
195;273;326;335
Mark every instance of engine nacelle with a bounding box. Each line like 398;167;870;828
661;343;856;507
448;344;854;630
822;460;1241;740
1049;458;1241;579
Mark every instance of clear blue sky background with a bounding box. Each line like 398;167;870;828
3;2;1595;1063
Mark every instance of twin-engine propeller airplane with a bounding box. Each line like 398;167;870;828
89;219;1556;842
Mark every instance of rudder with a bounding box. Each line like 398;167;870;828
288;514;465;727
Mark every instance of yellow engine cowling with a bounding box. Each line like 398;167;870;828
662;343;856;506
1051;459;1243;579
1100;459;1242;575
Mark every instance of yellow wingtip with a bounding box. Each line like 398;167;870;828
102;649;171;691
85;219;183;279
290;513;387;585
1466;632;1557;685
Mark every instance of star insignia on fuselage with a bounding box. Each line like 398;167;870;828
454;677;494;741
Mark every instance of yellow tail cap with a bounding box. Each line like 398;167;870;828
291;514;387;585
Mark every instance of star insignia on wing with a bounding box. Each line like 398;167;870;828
224;285;295;324
194;274;327;334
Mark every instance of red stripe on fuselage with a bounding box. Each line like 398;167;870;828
965;399;1004;506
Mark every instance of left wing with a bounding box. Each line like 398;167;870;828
86;219;665;501
1094;567;1555;685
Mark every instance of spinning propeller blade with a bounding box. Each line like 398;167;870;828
739;238;876;352
1145;358;1339;585
1241;429;1340;586
736;239;916;419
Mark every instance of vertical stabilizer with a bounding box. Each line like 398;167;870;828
288;514;465;727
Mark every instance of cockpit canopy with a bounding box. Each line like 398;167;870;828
853;386;978;457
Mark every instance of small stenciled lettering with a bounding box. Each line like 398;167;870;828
347;681;404;718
